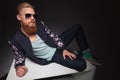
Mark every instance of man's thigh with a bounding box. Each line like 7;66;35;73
52;50;86;71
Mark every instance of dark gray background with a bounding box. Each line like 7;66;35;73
0;0;117;80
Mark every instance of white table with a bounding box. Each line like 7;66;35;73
6;58;96;80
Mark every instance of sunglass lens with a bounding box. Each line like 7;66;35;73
25;14;31;18
25;14;37;19
33;14;37;19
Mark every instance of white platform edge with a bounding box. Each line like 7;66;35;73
6;58;96;80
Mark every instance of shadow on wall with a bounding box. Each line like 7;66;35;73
0;45;14;79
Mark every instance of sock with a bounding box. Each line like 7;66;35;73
82;48;92;59
83;52;92;59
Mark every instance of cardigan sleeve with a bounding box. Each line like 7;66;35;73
41;21;65;50
8;41;26;68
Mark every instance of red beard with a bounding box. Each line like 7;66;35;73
21;21;37;36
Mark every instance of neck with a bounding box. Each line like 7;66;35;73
21;28;29;37
21;28;37;42
20;23;37;37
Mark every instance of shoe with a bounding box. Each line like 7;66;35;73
83;56;102;66
83;52;102;66
73;50;102;66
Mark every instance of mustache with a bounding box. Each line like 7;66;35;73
29;20;36;23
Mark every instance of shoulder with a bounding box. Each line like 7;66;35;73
8;34;18;47
8;30;22;45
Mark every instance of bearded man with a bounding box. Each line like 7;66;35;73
8;2;101;77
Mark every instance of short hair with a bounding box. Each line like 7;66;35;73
16;2;34;14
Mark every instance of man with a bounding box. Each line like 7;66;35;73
8;2;101;77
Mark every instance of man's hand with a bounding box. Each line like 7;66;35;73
63;50;76;60
16;66;28;77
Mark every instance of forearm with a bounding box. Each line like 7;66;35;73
8;41;26;68
14;54;26;69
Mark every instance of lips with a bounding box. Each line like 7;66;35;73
29;20;36;23
30;21;35;23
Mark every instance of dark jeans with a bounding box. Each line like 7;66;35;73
52;24;88;71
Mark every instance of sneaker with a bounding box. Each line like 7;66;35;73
73;50;102;66
83;56;102;66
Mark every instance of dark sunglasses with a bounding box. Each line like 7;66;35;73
25;13;37;19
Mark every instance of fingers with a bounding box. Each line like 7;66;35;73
72;54;76;59
68;53;76;60
16;66;28;77
68;55;73;60
63;54;66;60
63;50;76;60
21;66;28;71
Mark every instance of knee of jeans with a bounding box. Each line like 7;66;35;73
76;61;87;71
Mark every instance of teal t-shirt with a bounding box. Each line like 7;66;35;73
31;35;56;61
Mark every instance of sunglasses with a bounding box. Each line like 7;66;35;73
25;13;37;19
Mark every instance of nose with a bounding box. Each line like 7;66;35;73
31;15;35;19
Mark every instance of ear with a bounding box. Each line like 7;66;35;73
16;14;21;21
